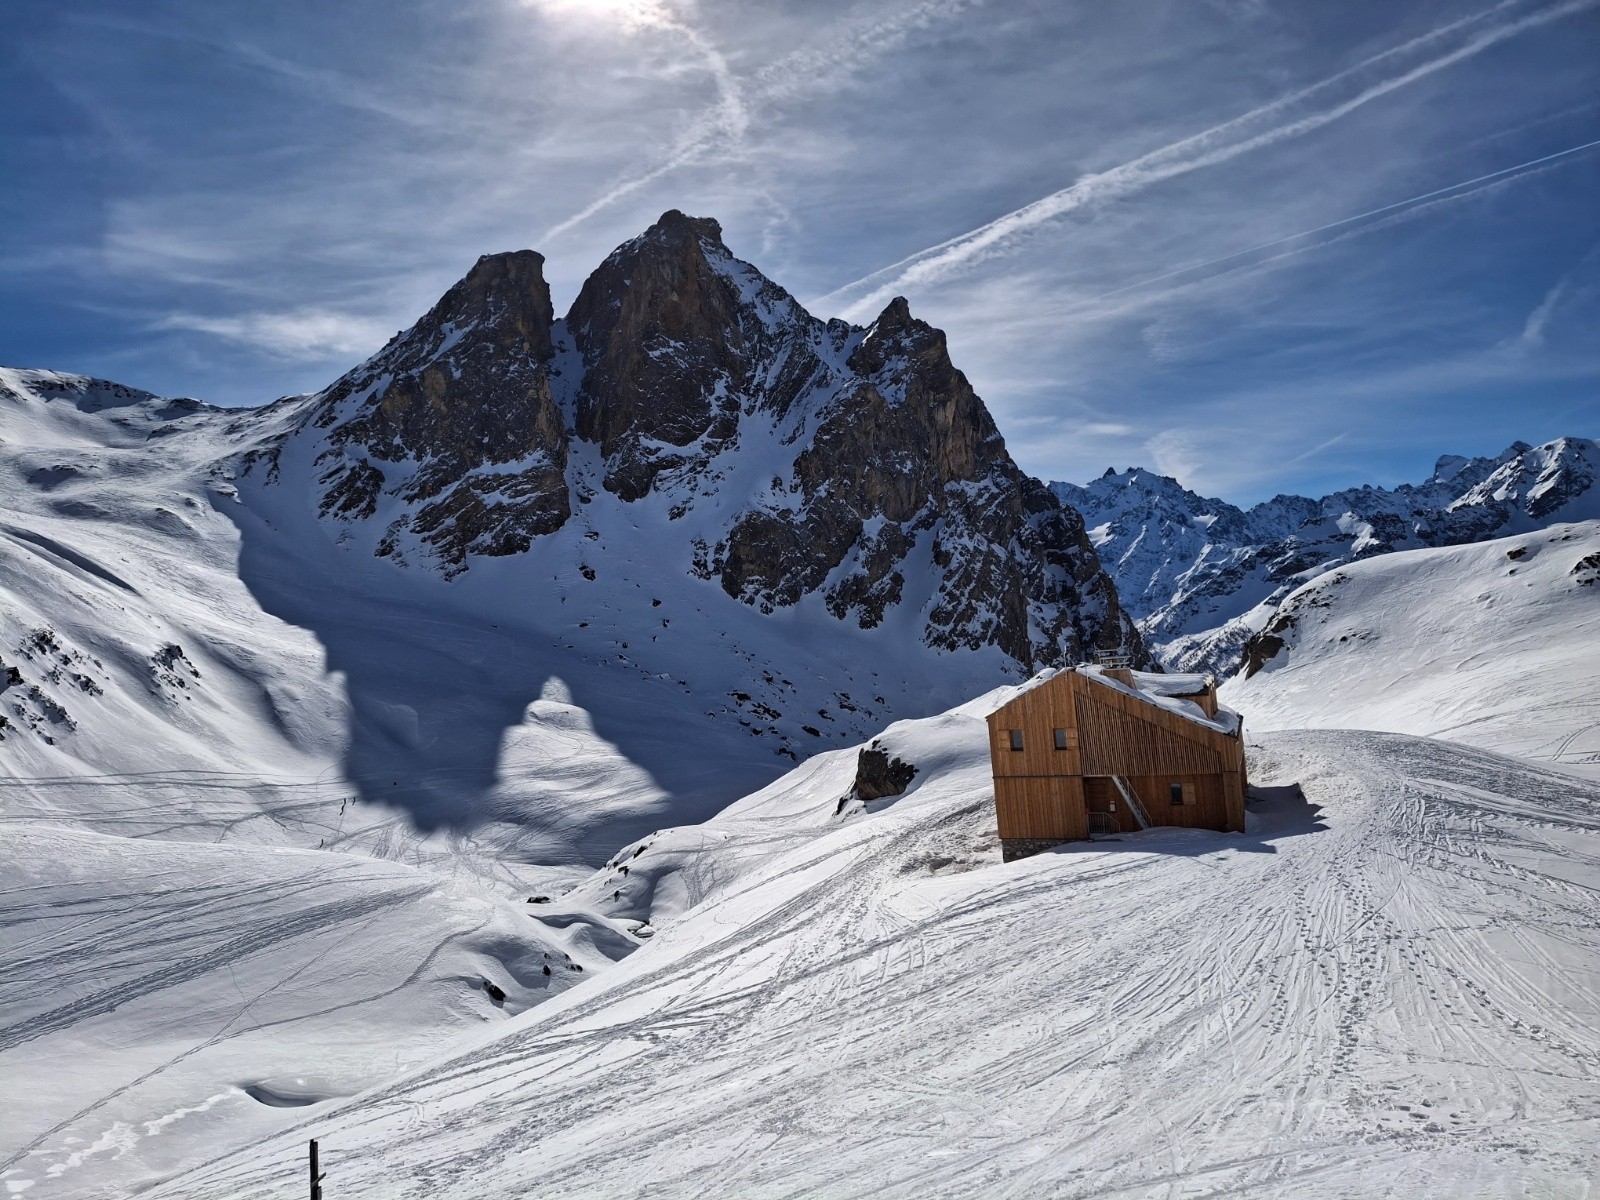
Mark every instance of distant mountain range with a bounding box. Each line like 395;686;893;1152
1051;436;1599;673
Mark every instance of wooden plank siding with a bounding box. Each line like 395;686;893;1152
994;776;1088;841
1074;692;1223;777
1082;772;1241;833
989;674;1083;778
987;669;1246;843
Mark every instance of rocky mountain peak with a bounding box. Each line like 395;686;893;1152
1449;436;1598;522
847;295;939;376
565;211;767;499
870;294;914;327
644;208;726;246
300;249;568;571
266;213;1143;670
431;249;556;361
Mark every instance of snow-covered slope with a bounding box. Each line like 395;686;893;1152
0;826;628;1196
1053;437;1599;671
1220;521;1600;771
130;712;1600;1200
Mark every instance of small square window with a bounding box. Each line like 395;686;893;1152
1053;728;1069;751
1170;783;1185;806
1009;729;1024;752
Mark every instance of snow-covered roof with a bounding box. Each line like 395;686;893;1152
1076;665;1241;735
1127;670;1211;697
986;663;1241;736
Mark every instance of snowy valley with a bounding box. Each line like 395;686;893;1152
2;213;1597;1199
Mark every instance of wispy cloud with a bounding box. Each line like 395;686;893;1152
815;0;1599;320
154;309;393;359
1516;239;1600;347
1060;136;1600;316
529;0;752;242
535;0;984;241
1147;429;1206;483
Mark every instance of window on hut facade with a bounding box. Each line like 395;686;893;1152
1053;728;1069;751
1009;729;1024;752
1170;783;1185;806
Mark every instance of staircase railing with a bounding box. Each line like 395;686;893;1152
1110;776;1152;830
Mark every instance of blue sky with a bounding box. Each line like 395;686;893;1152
2;0;1596;503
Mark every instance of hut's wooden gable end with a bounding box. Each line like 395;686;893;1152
985;669;1246;848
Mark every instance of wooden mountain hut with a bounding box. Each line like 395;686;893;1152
986;665;1246;861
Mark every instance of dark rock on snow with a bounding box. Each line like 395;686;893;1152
851;744;919;802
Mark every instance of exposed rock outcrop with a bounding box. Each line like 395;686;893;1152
850;743;919;802
307;249;570;573
277;211;1143;670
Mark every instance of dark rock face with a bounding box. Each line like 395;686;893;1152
566;211;845;503
1239;627;1288;680
707;290;1137;669
570;213;750;501
851;744;918;802
1573;550;1600;586
277;211;1144;670
307;250;570;574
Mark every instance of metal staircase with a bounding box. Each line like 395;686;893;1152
1109;776;1152;830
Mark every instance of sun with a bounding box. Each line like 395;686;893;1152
520;0;676;31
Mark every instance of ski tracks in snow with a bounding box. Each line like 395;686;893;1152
154;729;1599;1199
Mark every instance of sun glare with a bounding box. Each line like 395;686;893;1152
521;0;676;31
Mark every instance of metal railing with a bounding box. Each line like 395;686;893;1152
1109;776;1152;830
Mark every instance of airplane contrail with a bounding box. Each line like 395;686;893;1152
1069;136;1600;308
538;3;749;243
814;0;1598;321
539;0;983;243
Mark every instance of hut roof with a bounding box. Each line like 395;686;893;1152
990;665;1241;736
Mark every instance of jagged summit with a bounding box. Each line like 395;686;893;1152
306;243;567;562
643;207;726;243
871;294;914;326
440;249;556;356
260;212;1141;673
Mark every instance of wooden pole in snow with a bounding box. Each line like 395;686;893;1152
310;1139;323;1200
